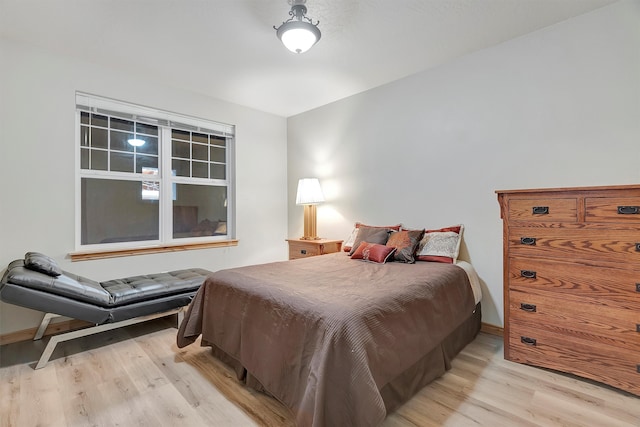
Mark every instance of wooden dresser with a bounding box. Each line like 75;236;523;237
496;185;640;396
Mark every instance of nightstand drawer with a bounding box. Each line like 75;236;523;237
286;239;343;260
289;243;320;259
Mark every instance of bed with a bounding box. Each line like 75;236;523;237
177;252;482;426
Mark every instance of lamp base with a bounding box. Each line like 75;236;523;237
301;204;319;240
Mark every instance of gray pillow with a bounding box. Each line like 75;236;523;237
24;252;62;277
348;227;392;256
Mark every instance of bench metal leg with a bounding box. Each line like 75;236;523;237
35;307;183;370
177;306;185;327
34;312;61;341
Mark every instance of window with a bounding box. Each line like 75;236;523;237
76;93;234;252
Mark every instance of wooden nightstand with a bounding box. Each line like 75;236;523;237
286;239;343;260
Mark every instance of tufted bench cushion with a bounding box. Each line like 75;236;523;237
101;269;212;306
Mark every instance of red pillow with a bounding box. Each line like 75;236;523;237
350;242;396;264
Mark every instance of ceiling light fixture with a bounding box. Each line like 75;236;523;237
127;138;145;147
274;0;321;54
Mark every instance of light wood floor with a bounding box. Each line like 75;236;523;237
1;318;638;427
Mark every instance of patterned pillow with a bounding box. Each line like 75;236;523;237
343;222;401;252
348;226;393;256
415;225;464;263
386;229;425;263
350;242;396;264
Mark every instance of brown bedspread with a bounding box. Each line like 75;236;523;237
177;252;477;427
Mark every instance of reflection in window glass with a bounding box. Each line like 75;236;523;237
81;148;89;169
172;129;190;141
91;114;109;128
192;161;208;178
172;140;190;159
137;136;158;155
81;178;159;245
111;130;134;152
192;144;208;161
173;184;227;239
210;164;225;180
110;117;134;132
136;154;158;173
91;128;108;149
111;152;134;172
136;123;158;136
193;133;208;144
210;146;225;163
172;159;190;177
92;150;108;170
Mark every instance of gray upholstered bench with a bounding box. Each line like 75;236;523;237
0;252;211;368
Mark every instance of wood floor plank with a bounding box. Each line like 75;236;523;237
137;329;261;426
1;320;639;427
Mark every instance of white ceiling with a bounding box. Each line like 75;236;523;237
0;0;617;117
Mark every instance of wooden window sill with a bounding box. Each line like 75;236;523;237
70;239;238;261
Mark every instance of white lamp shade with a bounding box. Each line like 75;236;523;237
276;20;321;54
281;28;317;53
296;178;325;205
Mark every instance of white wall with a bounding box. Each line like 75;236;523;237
0;39;289;335
287;1;640;327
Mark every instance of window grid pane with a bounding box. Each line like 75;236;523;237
171;129;227;179
80;112;158;173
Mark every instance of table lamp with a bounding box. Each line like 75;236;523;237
296;178;325;240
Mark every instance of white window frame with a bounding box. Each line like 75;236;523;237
74;92;235;253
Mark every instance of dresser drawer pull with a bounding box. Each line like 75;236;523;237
637;283;640;292
520;270;537;279
618;206;640;215
637;365;640;374
521;336;537;346
520;303;537;312
636;243;640;252
300;249;307;255
532;206;549;215
636;324;640;333
520;237;536;245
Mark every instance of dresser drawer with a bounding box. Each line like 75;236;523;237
508;227;640;264
508;324;640;396
507;257;640;311
508;286;640;353
586;197;640;223
506;198;577;222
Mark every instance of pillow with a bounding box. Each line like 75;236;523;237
343;222;401;252
24;252;62;277
415;225;464;264
214;221;227;234
386;229;425;263
348;226;393;256
191;219;218;236
350;242;396;264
